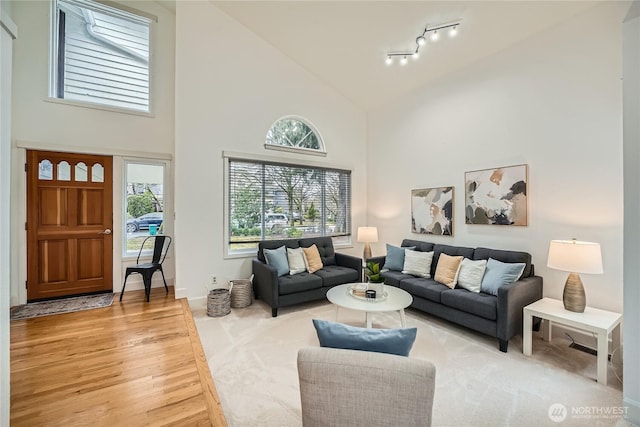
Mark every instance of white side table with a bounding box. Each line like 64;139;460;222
523;297;622;385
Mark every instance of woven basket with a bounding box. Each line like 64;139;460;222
207;288;231;317
230;279;253;308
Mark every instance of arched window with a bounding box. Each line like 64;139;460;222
265;116;326;155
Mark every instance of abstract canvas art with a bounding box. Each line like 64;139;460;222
411;187;454;236
465;164;528;226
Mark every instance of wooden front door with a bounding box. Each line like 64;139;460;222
27;150;113;301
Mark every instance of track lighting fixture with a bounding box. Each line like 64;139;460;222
385;20;461;66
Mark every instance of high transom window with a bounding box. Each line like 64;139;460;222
226;156;351;255
265;117;326;155
51;0;152;113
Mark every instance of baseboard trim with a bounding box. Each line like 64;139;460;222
175;287;188;299
624;397;640;425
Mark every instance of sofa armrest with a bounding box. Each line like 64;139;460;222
496;276;543;341
367;256;386;268
252;258;279;308
335;252;363;279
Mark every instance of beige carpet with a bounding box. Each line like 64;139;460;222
191;297;632;427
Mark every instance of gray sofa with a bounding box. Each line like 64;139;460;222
369;239;543;352
252;237;362;317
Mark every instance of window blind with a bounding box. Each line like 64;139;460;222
228;158;352;253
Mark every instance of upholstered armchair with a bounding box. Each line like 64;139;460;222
297;347;436;426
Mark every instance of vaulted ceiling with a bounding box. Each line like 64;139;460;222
211;1;602;111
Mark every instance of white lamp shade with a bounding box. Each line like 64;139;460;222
357;227;378;243
547;240;603;274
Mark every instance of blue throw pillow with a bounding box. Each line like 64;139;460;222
480;258;526;296
382;244;416;271
263;245;290;277
312;319;417;357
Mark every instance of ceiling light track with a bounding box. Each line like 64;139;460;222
385;20;461;66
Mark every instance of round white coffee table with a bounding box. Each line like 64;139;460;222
326;283;413;328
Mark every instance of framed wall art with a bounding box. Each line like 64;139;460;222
411;187;454;236
465;164;528;226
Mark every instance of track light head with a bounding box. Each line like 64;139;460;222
400;56;408;65
449;26;458;37
385;56;393;65
430;30;439;42
416;35;426;46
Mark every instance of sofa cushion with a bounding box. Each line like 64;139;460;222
302;244;324;273
473;247;532;278
300;237;336;266
382;270;414;287
440;289;498;321
401;239;435;253
398;277;449;303
315;265;360;287
383;244;415;271
278;272;323;295
457;258;487;293
432;244;475;278
434;254;463;288
312;319;417;357
402;250;434;278
480;258;526;296
264;246;290;276
258;239;299;263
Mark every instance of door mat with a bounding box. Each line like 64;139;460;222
10;293;115;320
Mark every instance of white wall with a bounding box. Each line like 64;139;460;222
0;3;17;425
623;1;640;423
9;0;176;304
368;3;626;314
174;1;367;300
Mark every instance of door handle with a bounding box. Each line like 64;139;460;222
99;229;112;235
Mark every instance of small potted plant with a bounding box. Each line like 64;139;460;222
365;261;384;294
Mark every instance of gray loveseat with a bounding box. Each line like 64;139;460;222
369;239;543;352
252;237;362;317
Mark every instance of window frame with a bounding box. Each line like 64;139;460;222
49;0;156;115
122;159;167;258
223;151;352;258
264;116;327;156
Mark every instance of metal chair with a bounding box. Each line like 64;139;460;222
120;235;172;302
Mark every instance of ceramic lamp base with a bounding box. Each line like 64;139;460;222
363;243;372;261
563;272;586;313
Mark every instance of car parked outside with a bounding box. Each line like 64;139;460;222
127;212;163;233
264;213;289;229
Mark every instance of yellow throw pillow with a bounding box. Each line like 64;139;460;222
434;253;464;288
302;244;324;273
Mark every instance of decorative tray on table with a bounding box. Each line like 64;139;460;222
347;284;388;302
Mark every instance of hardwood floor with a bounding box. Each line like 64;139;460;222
10;287;227;426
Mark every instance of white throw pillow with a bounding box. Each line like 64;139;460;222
287;247;307;275
402;250;434;278
457;258;488;293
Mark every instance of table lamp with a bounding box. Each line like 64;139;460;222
547;239;603;313
357;226;378;260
